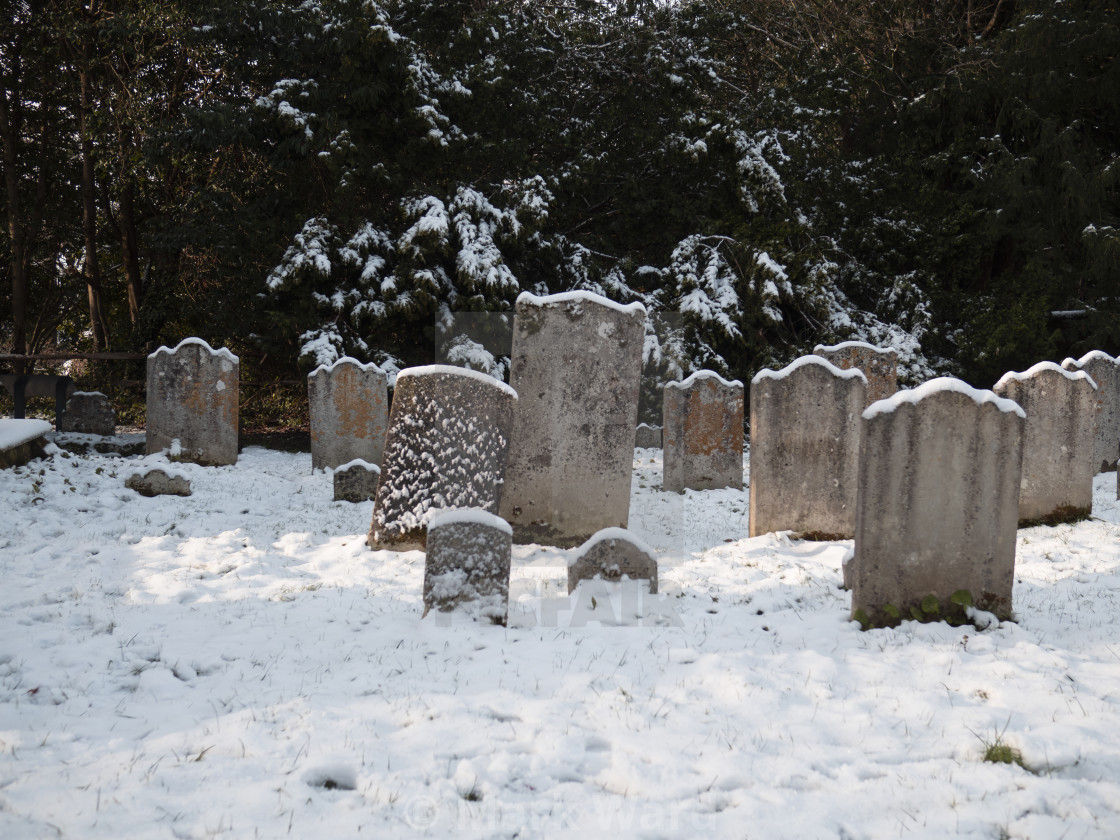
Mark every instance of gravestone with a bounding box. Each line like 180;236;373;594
146;338;239;466
1061;351;1120;473
368;365;517;550
851;379;1024;626
749;356;866;539
0;419;51;469
125;468;192;497
308;358;388;471
994;361;1099;525
813;341;898;407
333;460;380;503
60;391;115;436
635;423;662;449
499;291;646;547
423;508;512;624
663;371;744;492
567;527;658;594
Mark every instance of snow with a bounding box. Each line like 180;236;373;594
751;354;867;385
0;419;52;450
1062;350;1119;369
429;507;512;536
864;377;1026;420
994;361;1098;391
813;340;898;355
395;364;518;399
309;357;386;378
149;337;239;365
334;458;379;473
516;290;646;317
3;440;1120;837
666;370;743;390
572;526;657;561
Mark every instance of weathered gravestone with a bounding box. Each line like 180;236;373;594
308;358;388;471
567;527;658;594
813;341;898;407
663;371;744;492
423;508;512;624
1061;351;1120;473
749;356;866;539
146;338;239;466
60;391;115;436
368;365;517;550
994;361;1099;525
499;291;645;547
851;379;1024;626
333;459;380;502
635;423;662;449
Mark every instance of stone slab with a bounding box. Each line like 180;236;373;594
126;468;192;497
814;341;898;407
60;391;115;436
635;423;662;449
308;358;388;471
333;459;380;502
423;508;512;624
567;527;658;594
663;371;743;492
1062;351;1120;473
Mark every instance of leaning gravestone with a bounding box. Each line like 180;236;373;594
60;391;115;436
146;338;239;466
749;356;866;539
994;361;1099;525
368;365;517;550
1061;350;1120;473
662;371;744;492
851;379;1024;626
333;459;380;503
499;291;646;547
308;358;388;471
423;508;512;624
813;341;898;407
567;527;658;594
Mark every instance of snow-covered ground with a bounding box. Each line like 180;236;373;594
2;438;1119;839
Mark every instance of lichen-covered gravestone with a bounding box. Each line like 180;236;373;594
994;361;1099;525
749;356;866;539
60;391;115;436
662;371;743;492
567;527;658;594
308;358;388;471
146;338;238;466
333;460;380;503
499;291;646;547
851;379;1025;627
1061;351;1120;473
368;365;517;550
423;508;512;624
813;341;898;407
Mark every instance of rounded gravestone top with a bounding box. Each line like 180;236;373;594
751;355;868;386
864;377;1025;421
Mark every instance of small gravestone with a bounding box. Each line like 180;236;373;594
663;371;743;492
0;419;52;469
567;527;658;594
125;467;192;497
146;338;239;466
368;365;517;550
308;358;388;471
423;508;512;624
852;379;1024;626
333;459;380;502
813;341;898;407
60;391;115;436
1061;351;1120;473
749;356;866;539
994;362;1099;525
499;291;646;547
635;423;662;449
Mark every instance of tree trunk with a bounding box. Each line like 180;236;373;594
0;67;28;374
79;54;109;351
119;174;144;327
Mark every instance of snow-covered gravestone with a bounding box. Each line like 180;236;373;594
852;379;1025;627
333;460;380;503
662;371;744;492
307;358;388;471
749;356;866;539
146;338;238;466
813;341;898;407
994;362;1099;525
423;509;512;625
499;291;646;547
1061;351;1120;473
567;528;658;594
368;365;517;550
60;391;114;436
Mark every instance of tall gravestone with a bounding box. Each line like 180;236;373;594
1061;351;1120;473
662;371;744;492
813;341;898;407
307;358;388;471
423;509;512;625
994;361;1099;525
146;338;239;466
368;365;517;550
499;291;646;547
749;356;866;539
852;379;1025;626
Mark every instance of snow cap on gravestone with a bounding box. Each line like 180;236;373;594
307;357;388;472
662;370;744;493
